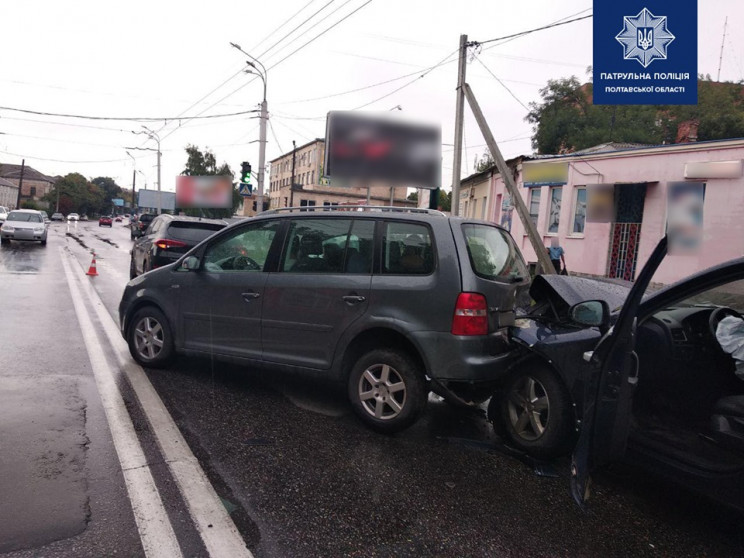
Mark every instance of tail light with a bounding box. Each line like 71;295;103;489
451;292;488;336
155;239;187;250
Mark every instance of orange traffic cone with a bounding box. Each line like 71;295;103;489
86;251;99;276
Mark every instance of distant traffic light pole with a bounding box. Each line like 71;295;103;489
231;42;267;214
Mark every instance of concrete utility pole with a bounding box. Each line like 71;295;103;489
462;83;555;274
451;34;468;217
132;127;162;214
15;159;25;209
231;42;268;214
290;140;297;207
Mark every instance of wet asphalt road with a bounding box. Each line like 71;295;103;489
1;220;743;557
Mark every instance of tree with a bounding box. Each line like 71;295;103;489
474;151;494;172
407;191;418;202
181;145;238;218
91;176;122;214
526;76;744;154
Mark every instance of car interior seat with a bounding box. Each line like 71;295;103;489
710;395;744;453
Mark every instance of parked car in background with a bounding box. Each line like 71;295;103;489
39;210;50;223
99;215;113;227
81;214;89;221
0;206;9;223
67;213;80;221
129;214;227;278
51;212;64;221
119;207;531;434
115;215;123;222
1;209;48;246
131;213;155;240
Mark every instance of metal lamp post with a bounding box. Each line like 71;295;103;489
230;42;268;215
132;126;162;214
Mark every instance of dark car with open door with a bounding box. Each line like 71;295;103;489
490;236;744;510
130;214;227;278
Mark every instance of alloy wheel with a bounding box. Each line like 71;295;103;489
507;375;550;441
358;363;407;420
133;316;165;361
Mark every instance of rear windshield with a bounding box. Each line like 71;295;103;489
7;212;42;223
461;223;528;282
167;221;225;243
139;214;155;223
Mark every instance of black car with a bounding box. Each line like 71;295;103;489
490;236;744;510
119;207;531;433
129;214;227;278
130;213;156;240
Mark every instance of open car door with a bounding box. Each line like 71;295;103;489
570;236;668;508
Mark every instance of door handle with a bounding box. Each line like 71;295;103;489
342;295;366;304
242;292;260;302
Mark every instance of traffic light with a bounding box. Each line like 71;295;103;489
240;162;252;195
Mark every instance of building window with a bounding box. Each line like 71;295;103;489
548;187;562;233
528;188;541;226
30;186;37;197
481;196;487;220
300;199;316;212
572;187;587;234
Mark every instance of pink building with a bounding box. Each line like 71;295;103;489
459;139;744;285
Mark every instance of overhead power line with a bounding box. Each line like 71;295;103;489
353;47;459;110
249;0;321;53
473;55;530;112
160;0;374;142
0;106;259;122
256;0;337;61
472;14;593;47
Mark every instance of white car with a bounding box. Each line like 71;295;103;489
0;206;8;223
67;212;80;221
0;209;48;246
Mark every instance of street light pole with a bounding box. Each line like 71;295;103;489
134;126;162;214
126;151;137;211
230;42;268;215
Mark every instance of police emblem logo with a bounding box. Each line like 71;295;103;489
616;8;675;67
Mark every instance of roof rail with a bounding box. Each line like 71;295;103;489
262;205;446;216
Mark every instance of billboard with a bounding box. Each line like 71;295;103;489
522;162;569;187
112;198;125;207
324;111;441;189
176;175;233;209
138;190;176;211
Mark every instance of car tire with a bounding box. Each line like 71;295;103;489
40;239;47;246
1;237;9;246
497;366;573;460
127;306;174;368
129;257;137;279
347;349;426;434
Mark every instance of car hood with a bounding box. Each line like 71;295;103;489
529;274;632;316
2;221;44;230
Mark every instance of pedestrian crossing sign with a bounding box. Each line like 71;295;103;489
238;182;253;196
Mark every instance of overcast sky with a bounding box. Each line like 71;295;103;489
1;0;742;196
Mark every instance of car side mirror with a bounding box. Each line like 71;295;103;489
181;255;201;271
570;300;610;332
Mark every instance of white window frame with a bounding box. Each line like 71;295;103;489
528;187;541;228
569;186;587;237
547;186;562;235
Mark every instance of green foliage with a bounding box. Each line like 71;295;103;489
527;77;744;154
439;189;452;212
474;151;495;172
180;145;237;218
21;200;39;209
407;191;418;202
44;173;116;216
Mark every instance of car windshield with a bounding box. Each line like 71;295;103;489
7;212;42;223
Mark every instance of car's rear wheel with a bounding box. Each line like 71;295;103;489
497;366;572;460
347;349;426;433
127;306;174;368
1;238;9;246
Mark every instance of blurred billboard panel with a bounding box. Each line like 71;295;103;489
176;175;233;209
138;190;176;211
324;111;441;189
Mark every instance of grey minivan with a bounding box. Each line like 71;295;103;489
118;207;530;432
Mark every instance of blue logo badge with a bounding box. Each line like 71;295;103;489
615;8;675;68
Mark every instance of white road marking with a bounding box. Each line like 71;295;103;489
60;247;183;558
62;248;254;558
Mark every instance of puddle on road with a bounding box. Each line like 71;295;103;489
0;243;46;274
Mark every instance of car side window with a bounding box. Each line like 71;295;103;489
203;220;281;273
281;219;354;273
381;222;434;275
